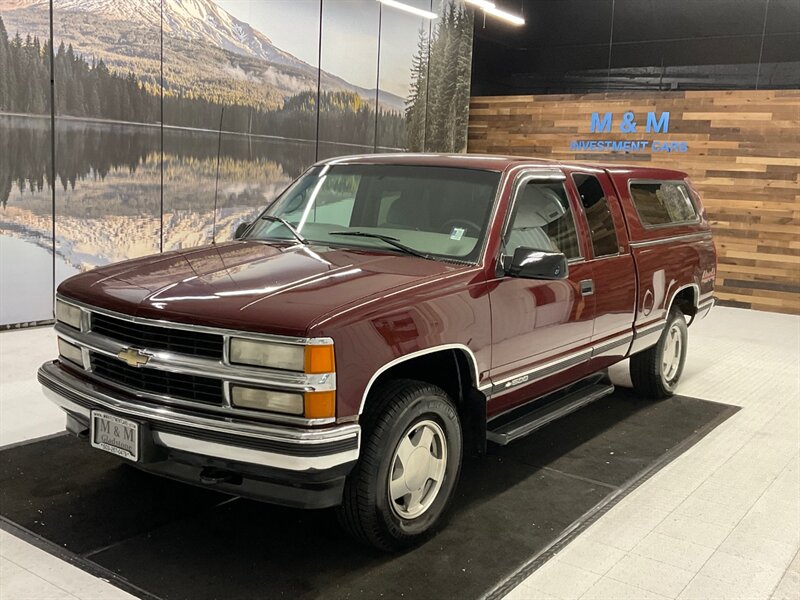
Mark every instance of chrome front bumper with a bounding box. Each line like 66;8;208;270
38;361;360;473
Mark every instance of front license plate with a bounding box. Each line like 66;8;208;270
91;411;139;461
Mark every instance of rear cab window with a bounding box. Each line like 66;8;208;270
629;181;699;228
572;173;619;258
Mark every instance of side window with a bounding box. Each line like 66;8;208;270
573;174;619;258
630;181;698;227
505;180;581;260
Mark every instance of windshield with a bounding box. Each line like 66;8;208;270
244;164;501;262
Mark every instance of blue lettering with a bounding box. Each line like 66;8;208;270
590;112;612;133
646;111;670;133
620;112;638;133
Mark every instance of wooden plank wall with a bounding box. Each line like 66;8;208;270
468;90;800;314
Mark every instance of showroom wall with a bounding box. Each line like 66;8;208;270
468;0;799;315
0;0;474;327
468;90;800;314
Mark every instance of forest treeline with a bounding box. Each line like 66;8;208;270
406;2;473;152
0;116;322;208
0;15;405;147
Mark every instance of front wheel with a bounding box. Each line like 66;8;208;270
630;308;688;399
336;379;462;551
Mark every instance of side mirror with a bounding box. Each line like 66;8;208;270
234;222;251;240
506;247;568;280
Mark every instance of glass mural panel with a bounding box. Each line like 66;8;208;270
0;2;55;325
0;0;476;327
162;0;320;250
376;0;432;151
318;0;381;153
423;0;474;152
52;0;162;284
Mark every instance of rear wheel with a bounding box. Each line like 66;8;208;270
336;379;462;551
630;308;688;399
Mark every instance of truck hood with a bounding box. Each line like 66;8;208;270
58;241;467;336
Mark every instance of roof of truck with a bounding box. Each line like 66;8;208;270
316;153;689;179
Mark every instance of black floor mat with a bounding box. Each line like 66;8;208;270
0;390;736;600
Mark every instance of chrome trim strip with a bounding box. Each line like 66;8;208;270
697;298;715;319
56;294;334;346
490;347;593;395
358;344;481;415
39;363;360;472
635;321;667;339
590;333;634;357
629;231;712;249
629;320;666;354
150;431;355;471
55;324;336;392
82;369;335;427
485;332;634;397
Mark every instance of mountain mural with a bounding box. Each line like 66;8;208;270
0;0;405;112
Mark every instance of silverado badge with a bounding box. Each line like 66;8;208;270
117;347;150;368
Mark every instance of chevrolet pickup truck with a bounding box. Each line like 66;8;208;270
40;154;715;550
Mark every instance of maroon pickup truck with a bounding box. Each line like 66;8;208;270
40;154;715;550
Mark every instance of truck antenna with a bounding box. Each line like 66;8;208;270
211;105;225;245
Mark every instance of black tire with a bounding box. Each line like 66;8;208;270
630;308;688;399
336;379;462;551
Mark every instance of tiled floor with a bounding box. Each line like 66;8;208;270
506;307;800;600
0;306;798;600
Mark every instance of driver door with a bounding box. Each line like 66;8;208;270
487;172;595;416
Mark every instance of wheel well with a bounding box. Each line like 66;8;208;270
365;349;487;455
670;286;698;318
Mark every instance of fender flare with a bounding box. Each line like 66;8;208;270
358;344;480;415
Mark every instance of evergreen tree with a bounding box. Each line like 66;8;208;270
0;16;9;110
405;1;473;153
405;27;430;151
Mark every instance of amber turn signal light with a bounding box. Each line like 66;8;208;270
304;391;336;419
304;344;335;374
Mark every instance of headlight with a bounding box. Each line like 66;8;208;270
58;338;84;367
55;299;83;330
230;386;336;419
229;338;335;373
228;337;336;419
229;338;305;371
230;386;304;415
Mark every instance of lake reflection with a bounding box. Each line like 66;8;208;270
0;114;330;324
0;114;320;270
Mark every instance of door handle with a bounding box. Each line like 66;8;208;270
580;279;594;296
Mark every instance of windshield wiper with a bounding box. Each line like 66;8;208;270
329;231;434;260
258;215;308;245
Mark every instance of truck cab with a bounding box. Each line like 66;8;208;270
40;154;716;550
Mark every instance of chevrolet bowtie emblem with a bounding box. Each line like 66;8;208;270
117;347;150;368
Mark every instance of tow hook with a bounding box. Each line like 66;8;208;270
199;467;242;486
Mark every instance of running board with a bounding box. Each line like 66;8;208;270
487;382;615;446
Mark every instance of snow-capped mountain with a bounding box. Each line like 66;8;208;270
0;0;405;110
3;0;310;70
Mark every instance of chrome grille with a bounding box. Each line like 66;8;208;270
90;313;224;359
90;352;224;405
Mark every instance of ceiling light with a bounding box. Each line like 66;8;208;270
377;0;438;19
465;0;496;9
485;5;525;25
465;0;526;26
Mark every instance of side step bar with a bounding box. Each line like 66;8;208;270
487;381;615;446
